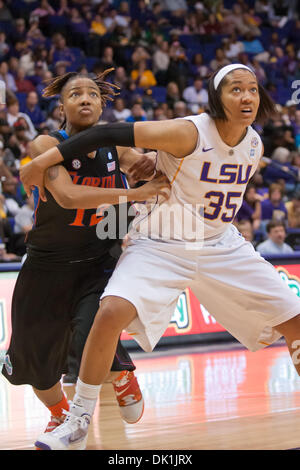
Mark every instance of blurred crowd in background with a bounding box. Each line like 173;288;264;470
0;0;299;260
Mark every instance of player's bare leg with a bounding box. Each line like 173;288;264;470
33;381;64;407
34;297;140;450
80;296;137;385
275;314;300;375
33;381;69;449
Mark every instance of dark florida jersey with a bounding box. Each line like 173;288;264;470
26;130;130;263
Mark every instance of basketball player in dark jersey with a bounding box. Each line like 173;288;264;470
1;70;170;447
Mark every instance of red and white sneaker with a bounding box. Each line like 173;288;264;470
35;416;64;450
112;371;144;424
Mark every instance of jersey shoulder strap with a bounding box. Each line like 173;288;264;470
49;129;69;143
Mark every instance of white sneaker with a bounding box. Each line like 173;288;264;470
34;402;91;450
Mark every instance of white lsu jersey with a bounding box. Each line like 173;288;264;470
130;112;262;244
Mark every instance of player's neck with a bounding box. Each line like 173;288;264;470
215;120;247;148
64;123;97;159
64;123;92;137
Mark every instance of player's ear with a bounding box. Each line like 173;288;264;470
59;102;65;117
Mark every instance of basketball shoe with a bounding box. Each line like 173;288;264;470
34;401;91;451
35;416;64;450
112;371;144;424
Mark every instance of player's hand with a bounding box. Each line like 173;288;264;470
133;172;171;201
127;152;157;182
20;159;47;202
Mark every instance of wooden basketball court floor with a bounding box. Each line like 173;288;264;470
1;340;300;451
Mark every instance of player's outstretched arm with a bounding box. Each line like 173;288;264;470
20;120;198;197
45;165;170;209
28;135;170;208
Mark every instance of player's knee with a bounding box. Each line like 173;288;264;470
276;313;300;339
94;297;136;333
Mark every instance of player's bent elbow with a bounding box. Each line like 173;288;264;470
53;191;78;209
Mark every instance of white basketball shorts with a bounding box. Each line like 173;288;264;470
100;225;300;352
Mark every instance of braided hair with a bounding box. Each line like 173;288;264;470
42;68;119;129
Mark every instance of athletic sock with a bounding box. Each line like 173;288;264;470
73;378;102;416
47;392;69;418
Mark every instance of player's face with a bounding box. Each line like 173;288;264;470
220;70;260;126
61;78;102;129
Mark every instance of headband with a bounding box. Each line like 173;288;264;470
214;64;255;90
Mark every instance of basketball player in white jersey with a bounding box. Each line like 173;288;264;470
21;64;300;450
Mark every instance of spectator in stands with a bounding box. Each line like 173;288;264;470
203;13;222;35
131;46;150;68
2;177;23;218
14;193;34;237
152;41;170;86
30;0;55;21
29;61;48;88
44;104;63;132
166;81;181;110
235;219;255;245
32;45;49;74
283;100;298;127
0;32;10;61
251;58;267;86
112;97;131;122
26;16;46;48
261;183;288;224
286;191;300;228
125;102;147;122
236;183;262;231
69;7;89;51
101;46;116;69
131;59;157;89
167;41;189;93
6;98;37;141
221;4;253;36
284;48;298;79
209;48;230;72
223;33;245;61
12;118;31;159
262;147;298;193
57;0;70;17
242;32;269;63
268;0;297;28
15;68;35;93
103;6;130;32
152;104;168;121
49;33;75;67
161;0;188;16
0;137;19;175
90;13;107;38
10;19;27;46
173;100;188;118
18;44;35;77
182;77;208;114
0;61;17;93
243;7;262;36
22;91;46;129
189;52;211;80
256;220;294;255
182;11;205;35
0;0;13;22
36;70;55;111
113;66;128;91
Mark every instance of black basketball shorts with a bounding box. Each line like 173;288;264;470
1;255;135;390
